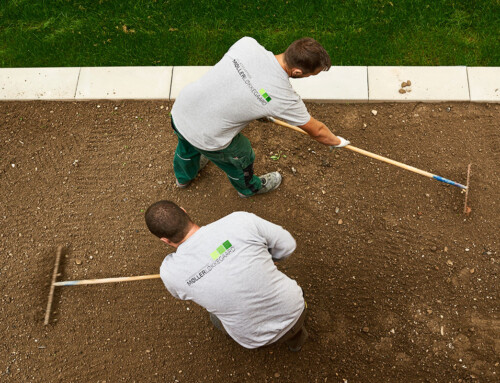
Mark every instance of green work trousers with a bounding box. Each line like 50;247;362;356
172;119;262;196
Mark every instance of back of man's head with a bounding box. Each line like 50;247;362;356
284;38;331;74
145;200;192;243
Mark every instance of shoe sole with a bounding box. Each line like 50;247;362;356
175;180;190;188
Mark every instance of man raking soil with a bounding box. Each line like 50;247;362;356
169;36;350;197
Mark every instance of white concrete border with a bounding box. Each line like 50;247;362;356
75;66;172;100
0;66;498;102
290;66;368;102
0;67;80;100
368;66;469;102
467;67;500;102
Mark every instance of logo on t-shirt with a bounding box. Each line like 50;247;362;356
259;89;272;103
185;240;235;286
210;240;233;260
233;59;270;106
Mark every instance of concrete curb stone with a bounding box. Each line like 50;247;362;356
0;66;498;103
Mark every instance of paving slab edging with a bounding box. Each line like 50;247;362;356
0;66;498;102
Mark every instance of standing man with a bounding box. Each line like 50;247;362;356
145;200;308;351
171;36;350;197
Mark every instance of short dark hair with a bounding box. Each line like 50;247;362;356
284;38;331;74
145;200;192;243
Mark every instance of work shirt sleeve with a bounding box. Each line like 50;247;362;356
164;282;181;300
160;259;181;299
278;99;311;127
251;215;297;261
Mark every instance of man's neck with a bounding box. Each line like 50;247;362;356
275;54;291;77
177;224;200;247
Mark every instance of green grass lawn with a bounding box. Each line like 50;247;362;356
0;0;498;67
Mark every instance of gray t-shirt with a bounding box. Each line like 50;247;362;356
171;37;311;151
160;212;305;349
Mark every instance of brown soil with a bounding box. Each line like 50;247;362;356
1;100;499;382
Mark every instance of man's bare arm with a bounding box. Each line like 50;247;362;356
299;117;347;147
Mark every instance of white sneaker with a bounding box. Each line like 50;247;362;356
238;171;282;197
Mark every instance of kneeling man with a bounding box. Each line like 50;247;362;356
145;200;308;351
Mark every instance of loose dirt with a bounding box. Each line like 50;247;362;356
1;101;498;382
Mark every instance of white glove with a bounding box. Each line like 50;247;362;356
329;137;350;150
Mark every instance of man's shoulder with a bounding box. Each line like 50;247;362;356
217;211;256;223
205;212;259;233
230;36;265;53
160;252;175;271
234;36;259;47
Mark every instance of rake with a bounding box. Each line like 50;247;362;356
44;246;160;325
269;117;472;213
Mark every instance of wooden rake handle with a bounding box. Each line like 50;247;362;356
53;274;161;286
269;117;467;189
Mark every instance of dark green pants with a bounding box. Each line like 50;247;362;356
172;119;262;196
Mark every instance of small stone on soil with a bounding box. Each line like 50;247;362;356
371;110;378;116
